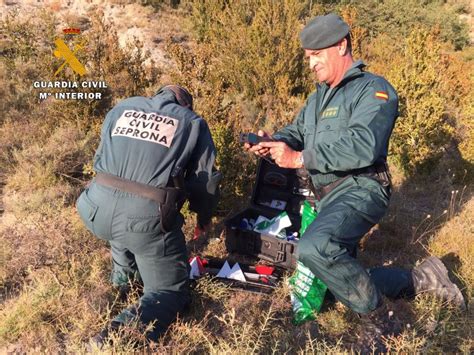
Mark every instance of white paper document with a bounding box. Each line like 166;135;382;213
216;261;232;278
215;261;247;282
227;263;246;282
254;212;292;236
189;257;201;279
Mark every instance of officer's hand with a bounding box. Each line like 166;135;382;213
258;141;303;169
244;130;271;157
193;223;210;240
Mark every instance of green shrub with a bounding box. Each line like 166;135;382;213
373;29;456;175
437;51;474;176
346;0;470;50
165;39;256;210
188;0;312;131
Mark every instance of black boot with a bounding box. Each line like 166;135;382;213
412;256;465;310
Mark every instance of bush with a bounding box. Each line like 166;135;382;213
369;29;456;175
165;39;257;210
347;0;470;50
188;0;312;130
437;50;474;176
339;5;367;60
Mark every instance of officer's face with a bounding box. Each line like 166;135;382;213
305;40;346;86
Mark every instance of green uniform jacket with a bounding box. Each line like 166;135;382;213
274;60;398;187
93;90;221;225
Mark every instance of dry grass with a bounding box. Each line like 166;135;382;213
429;198;474;300
2;128;470;353
0;117;471;350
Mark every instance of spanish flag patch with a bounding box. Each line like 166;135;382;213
375;91;389;100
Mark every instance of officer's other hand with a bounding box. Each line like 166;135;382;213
244;130;271;157
258;141;303;169
193;223;210;240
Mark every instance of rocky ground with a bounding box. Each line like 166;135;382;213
1;0;183;67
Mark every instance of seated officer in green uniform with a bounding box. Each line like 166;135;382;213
246;14;464;316
77;85;221;344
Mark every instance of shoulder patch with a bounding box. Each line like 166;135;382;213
375;91;389;101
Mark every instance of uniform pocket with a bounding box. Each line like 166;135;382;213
76;190;98;233
126;215;161;233
316;119;342;133
125;215;165;257
316;120;342;144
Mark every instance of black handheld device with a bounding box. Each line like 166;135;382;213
239;133;273;145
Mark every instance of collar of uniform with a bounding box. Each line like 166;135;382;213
318;59;366;90
344;59;365;77
151;90;176;105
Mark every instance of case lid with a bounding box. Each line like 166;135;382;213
250;159;314;220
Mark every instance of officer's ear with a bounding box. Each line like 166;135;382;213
336;38;348;56
337;35;352;56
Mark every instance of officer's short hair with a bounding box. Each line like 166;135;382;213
344;33;352;54
157;85;193;110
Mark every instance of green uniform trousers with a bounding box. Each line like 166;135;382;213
298;176;413;314
76;181;190;340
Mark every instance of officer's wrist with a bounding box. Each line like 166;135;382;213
295;151;304;168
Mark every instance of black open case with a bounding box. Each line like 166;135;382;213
225;159;314;270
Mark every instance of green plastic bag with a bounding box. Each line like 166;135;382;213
289;261;327;325
299;200;318;236
289;201;326;325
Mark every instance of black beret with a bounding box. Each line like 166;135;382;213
300;13;350;50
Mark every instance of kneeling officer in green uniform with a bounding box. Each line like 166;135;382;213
246;14;465;316
77;85;221;344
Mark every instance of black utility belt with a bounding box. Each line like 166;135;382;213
95;172;168;204
313;163;391;201
355;163;392;188
94;172;185;233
